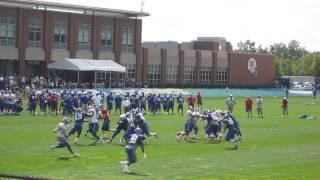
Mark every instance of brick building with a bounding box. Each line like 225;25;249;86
0;0;275;87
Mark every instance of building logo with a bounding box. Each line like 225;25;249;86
248;58;258;77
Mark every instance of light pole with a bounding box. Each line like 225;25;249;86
301;47;305;76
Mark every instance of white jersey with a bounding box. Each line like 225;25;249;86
56;123;67;138
122;99;131;108
92;95;102;107
226;97;236;107
212;111;222;121
88;108;98;123
256;98;263;107
186;110;199;124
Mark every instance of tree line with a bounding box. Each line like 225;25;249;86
235;40;320;78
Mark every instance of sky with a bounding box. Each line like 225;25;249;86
44;0;320;51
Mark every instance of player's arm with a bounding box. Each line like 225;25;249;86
54;125;60;133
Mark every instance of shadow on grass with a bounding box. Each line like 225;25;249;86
73;144;87;147
225;147;238;151
186;140;197;143
126;172;149;177
56;156;72;161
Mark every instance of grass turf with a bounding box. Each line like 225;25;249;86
0;96;320;179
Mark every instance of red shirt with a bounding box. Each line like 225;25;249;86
102;109;109;121
50;94;58;103
187;96;195;106
245;99;253;108
196;94;202;104
282;99;288;108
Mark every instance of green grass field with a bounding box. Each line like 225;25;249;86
0;96;320;179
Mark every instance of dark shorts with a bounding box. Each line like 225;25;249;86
102;120;110;131
125;145;136;164
89;123;99;135
184;122;195;133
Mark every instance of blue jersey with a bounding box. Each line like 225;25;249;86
66;96;74;108
61;93;68;101
81;95;89;104
29;94;37;103
128;133;145;146
74;112;85;125
107;94;114;104
39;94;46;103
177;96;183;104
115;95;122;106
169;96;174;103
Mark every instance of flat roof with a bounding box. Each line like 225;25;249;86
0;0;150;17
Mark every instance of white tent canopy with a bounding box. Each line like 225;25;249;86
47;58;126;88
47;58;126;72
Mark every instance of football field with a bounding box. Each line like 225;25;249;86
0;96;320;179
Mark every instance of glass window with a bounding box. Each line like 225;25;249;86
0;17;16;47
78;24;91;50
216;71;228;84
200;66;213;84
148;64;161;85
54;21;67;49
166;65;178;84
28;18;42;48
122;26;134;52
120;64;136;80
184;65;196;84
100;25;112;51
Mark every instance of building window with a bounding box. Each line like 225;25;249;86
148;64;161;85
28;18;42;48
123;64;136;80
54;21;67;49
0;17;16;47
200;66;212;84
97;72;115;84
78;24;91;50
216;71;228;84
184;65;196;84
100;25;112;51
166;65;178;84
122;26;134;52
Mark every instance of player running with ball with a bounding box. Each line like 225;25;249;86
120;128;147;173
51;117;80;157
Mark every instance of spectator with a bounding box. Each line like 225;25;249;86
187;94;196;108
225;94;236;113
285;86;289;99
312;86;317;103
256;95;264;118
245;96;253;118
282;97;288;118
196;92;202;109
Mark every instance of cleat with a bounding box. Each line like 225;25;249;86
50;145;56;150
73;153;80;158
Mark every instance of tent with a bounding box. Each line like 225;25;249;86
47;58;126;88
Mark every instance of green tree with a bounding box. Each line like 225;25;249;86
236;40;256;53
257;44;269;54
269;43;288;59
287;40;304;60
